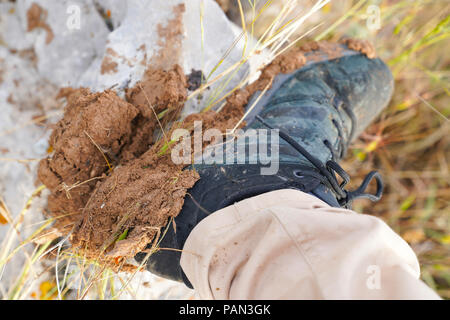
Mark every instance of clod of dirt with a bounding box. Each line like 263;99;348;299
27;3;54;44
38;89;143;232
126;65;187;120
71;140;199;261
225;45;308;110
225;39;376;110
340;38;376;59
70;100;245;267
300;41;345;61
39;40;376;270
38;65;193;268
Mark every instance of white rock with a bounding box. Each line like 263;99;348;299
15;0;110;87
78;0;253;116
93;0;128;30
0;2;35;51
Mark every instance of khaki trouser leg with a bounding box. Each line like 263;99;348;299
180;189;440;300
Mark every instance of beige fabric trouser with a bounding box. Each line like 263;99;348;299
180;189;441;299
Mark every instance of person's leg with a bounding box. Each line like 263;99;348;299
180;189;441;299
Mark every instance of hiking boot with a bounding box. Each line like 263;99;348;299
136;43;394;285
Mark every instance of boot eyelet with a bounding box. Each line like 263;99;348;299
293;170;304;178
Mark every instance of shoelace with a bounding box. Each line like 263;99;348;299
256;115;383;209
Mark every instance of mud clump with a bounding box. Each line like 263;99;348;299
38;64;204;268
124;65;188;160
38;89;143;233
340;38;376;59
70;106;244;265
38;67;244;268
226;40;376;110
72;147;199;259
39;40;375;270
225;45;308;110
126;65;187;118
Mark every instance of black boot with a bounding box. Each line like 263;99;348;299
136;43;394;286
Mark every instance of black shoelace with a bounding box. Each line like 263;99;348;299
256;115;383;209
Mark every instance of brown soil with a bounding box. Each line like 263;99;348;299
38;40;375;270
152;3;185;70
340;38;377;59
38;67;243;268
125;65;187;120
27;3;54;44
38;88;143;234
100;56;118;75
